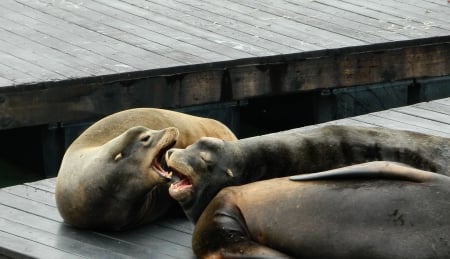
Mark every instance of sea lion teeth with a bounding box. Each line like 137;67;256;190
114;153;122;161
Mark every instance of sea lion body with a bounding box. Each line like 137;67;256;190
193;162;450;258
165;125;450;221
55;108;236;230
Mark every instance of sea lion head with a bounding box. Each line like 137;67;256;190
159;137;240;222
56;126;179;230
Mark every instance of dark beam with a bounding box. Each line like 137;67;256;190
0;41;449;130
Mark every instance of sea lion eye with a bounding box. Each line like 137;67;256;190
199;151;215;170
199;151;212;163
140;134;150;142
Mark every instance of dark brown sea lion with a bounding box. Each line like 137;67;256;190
161;125;450;222
193;162;450;258
55;108;236;230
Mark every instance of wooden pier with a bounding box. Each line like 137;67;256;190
1;0;450;129
1;0;450;257
2;97;450;258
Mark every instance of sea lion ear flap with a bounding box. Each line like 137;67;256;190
226;168;234;178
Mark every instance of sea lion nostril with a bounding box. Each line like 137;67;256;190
166;149;174;159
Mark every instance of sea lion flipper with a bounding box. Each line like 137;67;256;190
290;161;432;183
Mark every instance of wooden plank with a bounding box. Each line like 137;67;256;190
424;0;449;6
0;3;138;74
177;0;365;48
351;114;450;137
0;21;115;76
0;36;86;80
94;0;264;60
284;1;405;39
232;0;407;42
394;106;450;125
0;230;83;259
88;0;302;57
370;110;450;134
315;0;449;36
109;221;193;248
157;218;195;235
0;217;136;259
0;190;61;221
81;1;225;63
92;0;274;57
0;188;194;258
0;202;191;258
413;101;450;116
341;0;450;31
43;0;209;65
0;51;61;83
3;185;56;207
107;227;194;258
0;77;13;86
393;0;450;15
0;62;36;85
118;0;299;55
433;98;450;107
1;0;179;70
362;0;449;25
0;27;93;77
24;179;57;194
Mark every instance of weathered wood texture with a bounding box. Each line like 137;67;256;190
2;97;450;258
1;0;450;129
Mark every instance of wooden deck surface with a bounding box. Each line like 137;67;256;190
2;97;450;258
0;0;446;86
1;0;450;130
1;0;449;87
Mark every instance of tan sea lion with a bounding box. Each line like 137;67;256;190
193;162;450;258
55;108;236;230
160;125;450;222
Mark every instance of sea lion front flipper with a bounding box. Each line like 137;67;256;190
290;161;433;183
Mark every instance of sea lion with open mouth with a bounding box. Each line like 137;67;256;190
161;125;450;222
55;108;236;230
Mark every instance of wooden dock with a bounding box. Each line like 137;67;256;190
1;0;450;129
1;0;450;257
2;96;450;258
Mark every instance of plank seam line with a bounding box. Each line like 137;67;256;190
369;111;450;134
0;217;89;259
393;107;450;126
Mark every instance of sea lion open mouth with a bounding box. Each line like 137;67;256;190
151;140;177;181
168;169;193;201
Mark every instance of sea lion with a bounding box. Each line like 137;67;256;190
192;162;450;258
55;108;236;230
160;125;450;222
